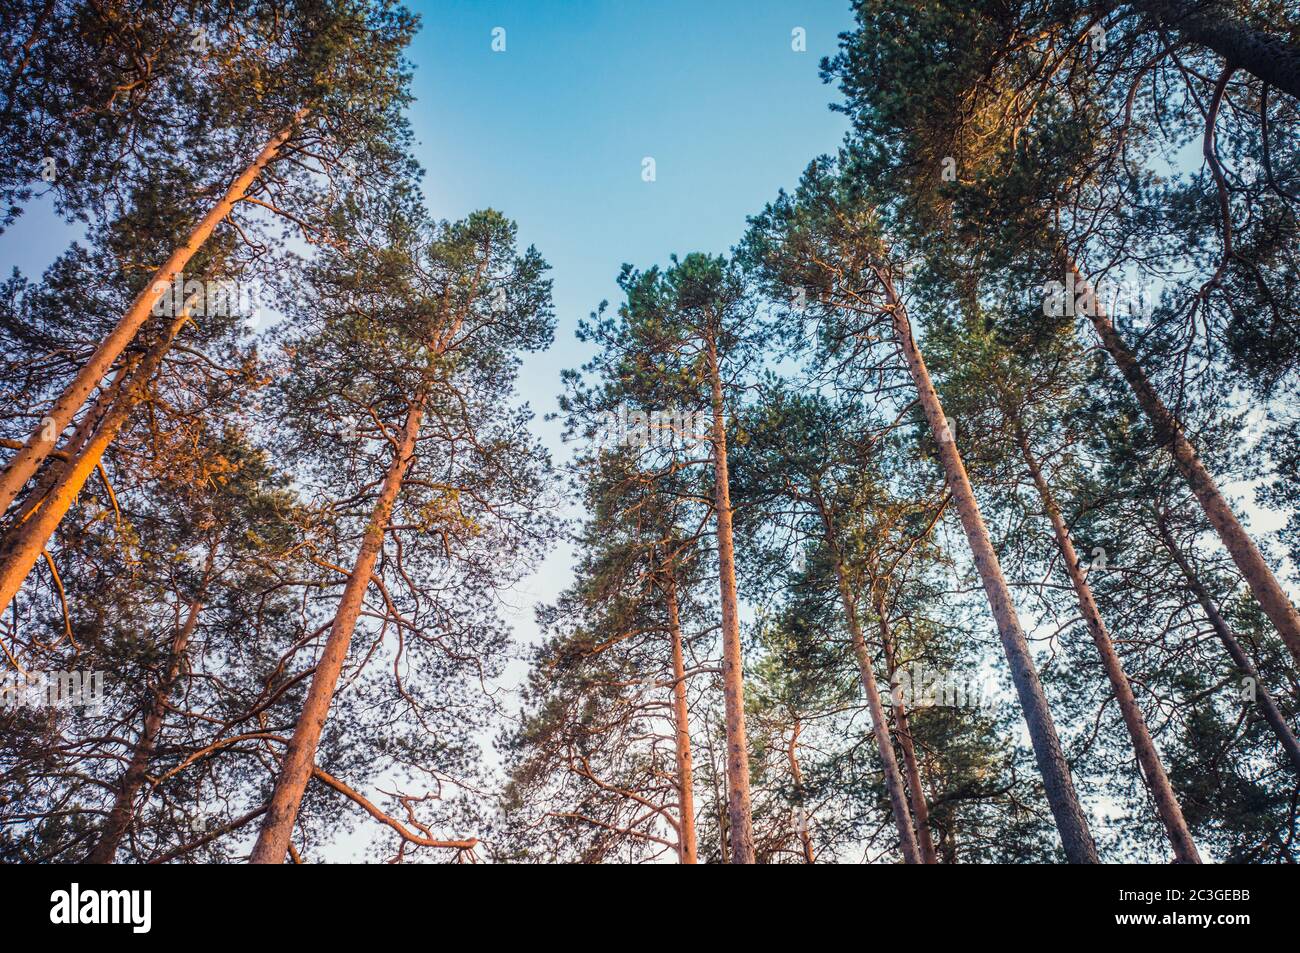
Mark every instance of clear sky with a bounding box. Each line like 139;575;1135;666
405;0;852;420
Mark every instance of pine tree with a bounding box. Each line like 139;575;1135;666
0;0;419;563
567;254;770;862
502;451;707;863
249;196;555;862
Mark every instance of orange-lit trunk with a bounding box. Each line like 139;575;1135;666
3;357;134;535
0;304;193;618
0;109;307;516
249;396;424;863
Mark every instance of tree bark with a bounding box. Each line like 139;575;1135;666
1127;0;1300;102
1015;423;1200;863
876;601;938;863
1070;264;1300;670
0;108;308;516
664;574;698;864
0;303;194;618
248;396;424;864
85;559;211;864
786;718;815;863
1154;513;1300;775
827;540;922;863
705;340;756;864
3;357;134;534
879;268;1099;863
812;486;921;862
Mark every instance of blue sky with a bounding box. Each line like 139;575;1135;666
404;0;852;424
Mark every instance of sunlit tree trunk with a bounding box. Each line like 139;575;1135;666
249;395;424;864
0;303;194;618
1015;423;1200;863
1153;512;1300;774
1070;264;1300;670
705;340;756;864
664;574;698;864
879;268;1099;863
0;109;308;516
2;357;134;532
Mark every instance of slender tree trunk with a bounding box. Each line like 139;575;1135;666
2;356;135;534
0;304;194;618
940;823;958;864
0;108;308;516
705;720;730;861
879;269;1099;862
1154;513;1300;774
664;575;698;864
705;341;756;864
825;537;921;863
85;559;212;864
876;600;938;863
248;396;424;863
1015;424;1201;863
1127;0;1300;101
700;716;729;860
1069;264;1300;669
786;718;815;863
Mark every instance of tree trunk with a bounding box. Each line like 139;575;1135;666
249;396;424;864
0;108;308;516
85;561;211;863
705;341;756;864
879;268;1099;863
1070;263;1300;670
664;575;698;864
1154;513;1300;774
1128;0;1300;101
1015;423;1201;863
876;600;938;863
0;303;194;618
786;718;815;863
3;356;134;535
700;721;729;861
826;539;921;863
